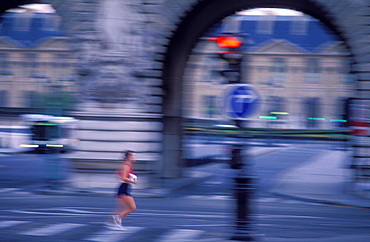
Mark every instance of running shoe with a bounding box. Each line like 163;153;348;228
112;215;123;229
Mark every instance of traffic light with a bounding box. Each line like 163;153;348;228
208;35;245;169
218;53;242;83
213;36;242;49
208;35;244;84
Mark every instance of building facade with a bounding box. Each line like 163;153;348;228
0;11;77;115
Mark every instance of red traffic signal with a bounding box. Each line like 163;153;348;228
208;36;242;48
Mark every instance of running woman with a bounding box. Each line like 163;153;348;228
110;150;137;229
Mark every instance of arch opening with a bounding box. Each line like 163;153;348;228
161;0;356;176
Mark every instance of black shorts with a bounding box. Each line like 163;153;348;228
116;183;132;197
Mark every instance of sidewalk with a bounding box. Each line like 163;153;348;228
0;145;286;197
28;144;289;198
270;148;370;209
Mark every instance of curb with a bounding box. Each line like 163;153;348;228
31;172;214;198
271;191;370;210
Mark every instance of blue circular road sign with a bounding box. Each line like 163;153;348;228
221;84;262;119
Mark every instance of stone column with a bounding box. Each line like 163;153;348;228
317;0;370;194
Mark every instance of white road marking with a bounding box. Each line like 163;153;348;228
135;211;227;219
60;208;104;214
0;220;29;229
20;223;84;236
0;188;20;193
13;191;32;195
178;223;230;227
204;181;223;185
257;197;279;203
184;195;231;200
7;208;106;217
157;229;204;242
256;214;326;219
84;226;143;242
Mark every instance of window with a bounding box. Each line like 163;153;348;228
264;96;286;128
203;95;217;118
267;96;285;115
52;54;69;79
23;53;38;77
304;97;321;128
0;53;10;75
305;58;321;82
340;59;354;83
269;57;286;86
335;98;349;127
54;54;68;68
0;53;8;68
0;90;8;107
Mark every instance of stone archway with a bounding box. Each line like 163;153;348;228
1;0;368;184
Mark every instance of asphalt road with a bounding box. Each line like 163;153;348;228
1;143;370;241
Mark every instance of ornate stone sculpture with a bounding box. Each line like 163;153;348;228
49;0;149;105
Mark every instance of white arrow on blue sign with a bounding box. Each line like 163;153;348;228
220;84;262;120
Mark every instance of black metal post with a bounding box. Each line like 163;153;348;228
232;173;255;241
230;121;260;241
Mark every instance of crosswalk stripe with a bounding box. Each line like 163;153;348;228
0;220;29;229
0;188;20;193
157;229;204;242
257;197;278;202
84;226;144;242
19;223;83;236
184;195;231;200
